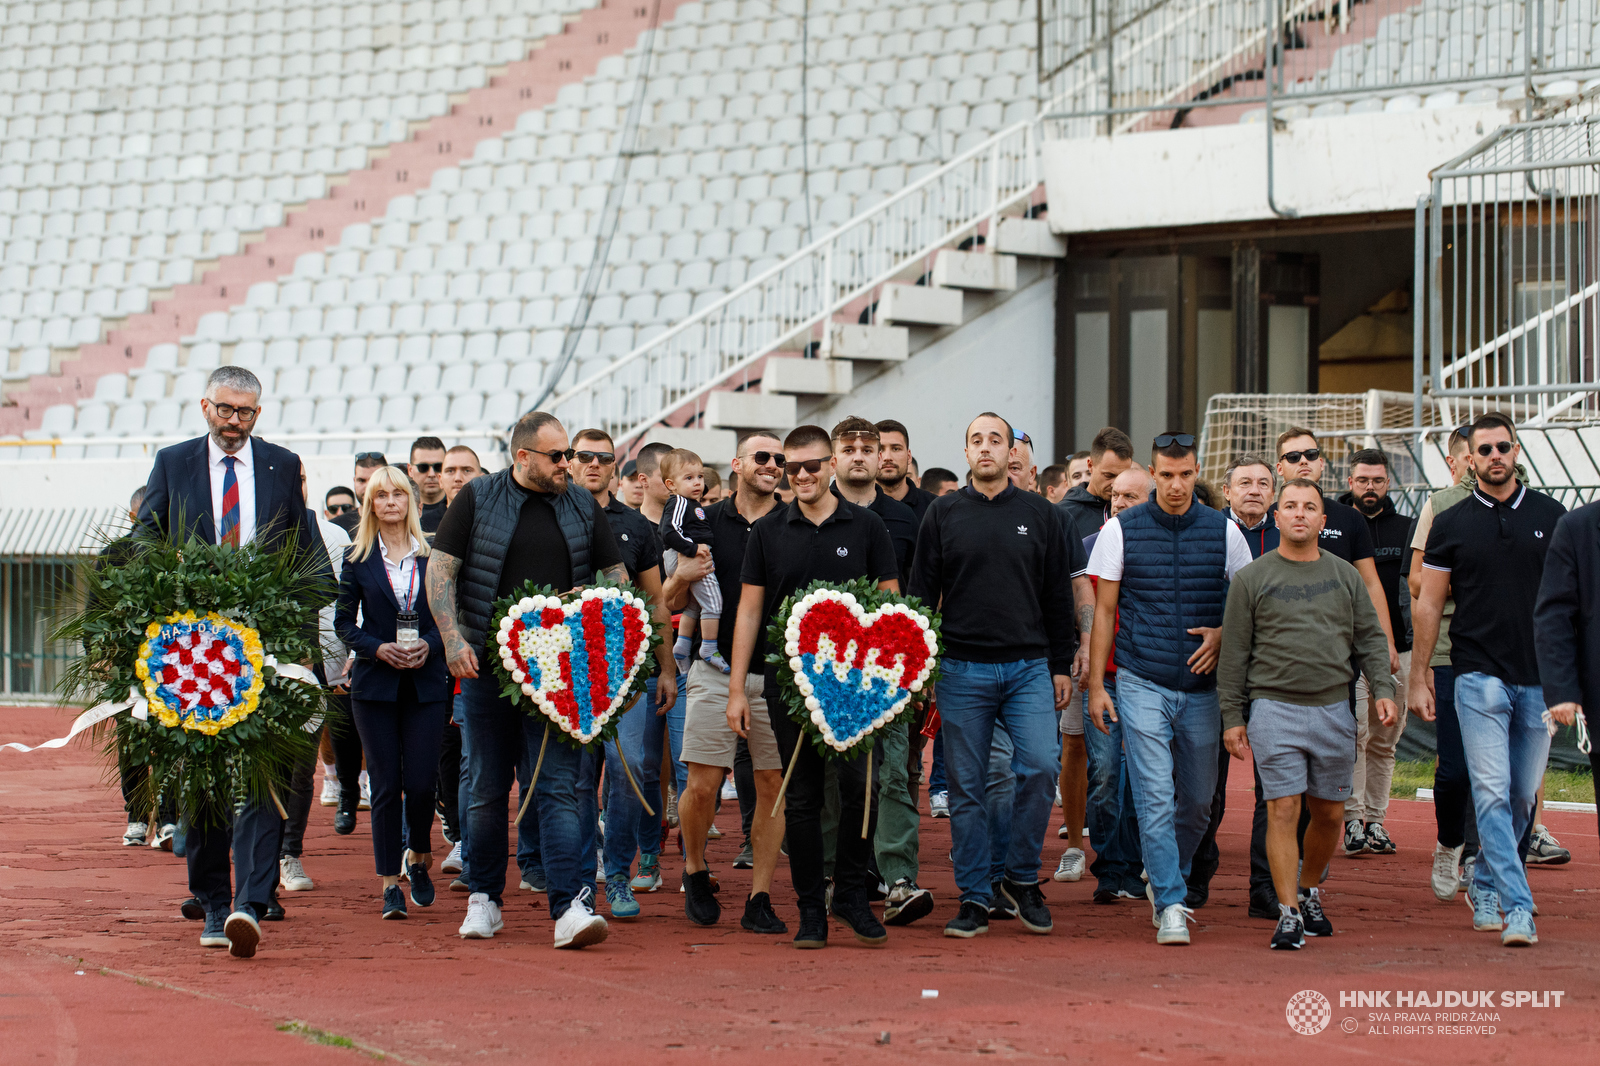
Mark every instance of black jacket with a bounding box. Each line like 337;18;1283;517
1056;482;1109;543
1338;491;1412;651
335;546;450;703
1534;500;1600;710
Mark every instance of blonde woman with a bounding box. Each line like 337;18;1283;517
334;466;451;919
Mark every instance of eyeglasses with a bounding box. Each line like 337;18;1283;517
1476;441;1514;456
411;462;443;473
326;502;356;515
355;451;387;465
783;458;827;477
526;447;576;464
574;450;615;465
1350;476;1389;489
1280;448;1321;463
744;450;786;468
208;401;259;423
1154;433;1196;449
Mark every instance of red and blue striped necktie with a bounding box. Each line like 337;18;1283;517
219;455;240;548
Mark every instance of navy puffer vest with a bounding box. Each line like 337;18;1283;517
1114;499;1230;692
459;469;595;649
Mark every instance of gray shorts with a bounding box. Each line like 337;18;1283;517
1246;697;1356;802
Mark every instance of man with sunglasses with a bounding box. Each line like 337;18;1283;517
324;487;357;523
1008;431;1038;493
1085;431;1253;946
727;425;900;947
677;430;790;934
1411;415;1565;948
427;411;627;949
408;436;450;534
911;413;1089;939
135;365;332;959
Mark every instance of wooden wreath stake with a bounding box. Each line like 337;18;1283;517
267;782;289;820
861;755;872;839
771;736;805;818
515;723;550;826
612;692;656;816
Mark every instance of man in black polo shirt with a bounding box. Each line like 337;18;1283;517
876;418;937;525
570;429;682;922
676;429;790;933
1411;414;1565;948
910;412;1086;940
726;424;899;948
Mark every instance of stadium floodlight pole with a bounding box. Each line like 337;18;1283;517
1265;0;1296;219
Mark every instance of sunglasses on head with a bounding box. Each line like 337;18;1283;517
1477;441;1514;456
411;462;443;473
1280;448;1321;464
1154;433;1196;449
1015;429;1032;445
355;451;387;465
574;450;615;465
744;450;786;467
784;458;827;477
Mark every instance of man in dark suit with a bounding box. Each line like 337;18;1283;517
136;365;329;959
1533;501;1600;846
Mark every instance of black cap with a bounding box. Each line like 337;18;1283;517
621;459;638;479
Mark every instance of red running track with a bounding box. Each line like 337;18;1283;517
0;706;1595;1065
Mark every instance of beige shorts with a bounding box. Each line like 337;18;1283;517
680;659;782;771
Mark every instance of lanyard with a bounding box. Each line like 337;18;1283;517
399;555;417;612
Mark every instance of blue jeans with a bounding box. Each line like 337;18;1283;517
637;674;685;857
929;731;947;793
454;693;471;878
937;657;1058;905
1083;679;1143;893
1455;672;1550;915
461;675;584;918
985;724;1014;882
1115;670;1220;911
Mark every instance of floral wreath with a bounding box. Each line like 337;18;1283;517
490;579;659;748
135;610;267;735
766;578;941;758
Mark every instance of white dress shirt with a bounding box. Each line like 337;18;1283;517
207;435;257;547
378;534;422;611
315;510;353;686
1087;511;1255;582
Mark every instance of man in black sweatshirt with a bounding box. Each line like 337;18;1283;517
910;413;1089;940
1057;426;1134;542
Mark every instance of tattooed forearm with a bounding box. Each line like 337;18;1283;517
427;550;466;655
1078;605;1094;634
600;563;628;586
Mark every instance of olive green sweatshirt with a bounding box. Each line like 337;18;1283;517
1217;549;1394;731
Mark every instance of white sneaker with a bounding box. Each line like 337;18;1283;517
148;823;176;850
122;821;148;846
441;840;464;874
1156;903;1194;945
553;886;609;949
279;855;314;891
929;791;949;818
459;892;504;939
1431;842;1464;901
358;771;371;811
720;777;738;801
319;769;341;807
1054;783;1062;808
1053;848;1086;882
706;824;723;840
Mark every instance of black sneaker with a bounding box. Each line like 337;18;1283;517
263;894;285;922
1091;887;1119;905
831;893;888;946
987;881;1018;920
1298;886;1333;937
180;897;205;921
1185;883;1210;909
333;802;357;836
944;900;990;938
1342;820;1367;855
793;910;828;949
1270;908;1305;950
1000;878;1053;935
1364;822;1396;855
741;891;788;934
1248;893;1280;920
683;869;721;926
382;884;408;919
407;860;435;908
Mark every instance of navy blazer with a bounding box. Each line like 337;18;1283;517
334;545;451;703
1534;500;1600;712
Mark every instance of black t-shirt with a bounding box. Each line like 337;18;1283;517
433;479;622;600
330;509;359;535
1339;493;1413;651
419;497;448;535
603;496;662;584
1269;498;1374;565
892;483;937;526
833;482;918;579
1423;482;1564;685
740;497;899;678
705;495;782;664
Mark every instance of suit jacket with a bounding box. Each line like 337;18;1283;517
334;546;450;703
1534;500;1600;710
135;433;333;603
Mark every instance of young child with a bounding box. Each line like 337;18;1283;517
657;448;728;673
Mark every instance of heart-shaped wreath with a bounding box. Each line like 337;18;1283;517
766;578;941;757
490;579;658;748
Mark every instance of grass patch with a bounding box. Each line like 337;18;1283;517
277;1021;377;1056
1390;759;1594;804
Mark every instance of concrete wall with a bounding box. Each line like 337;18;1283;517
1044;104;1507;233
801;271;1058;474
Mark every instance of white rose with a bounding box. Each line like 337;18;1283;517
512;669;526;682
810;709;824;725
873;715;885;729
805;696;821;712
500;616;515;631
910;679;922;692
840;593;856;606
496;630;510;646
784;625;800;642
521;682;534;695
789;656;802;672
581;588;597;601
914;615;928;629
518;596;535;612
785;641;799;656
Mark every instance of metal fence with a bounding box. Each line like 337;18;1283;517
1;558;78;699
1420;104;1600;425
1042;0;1600;136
